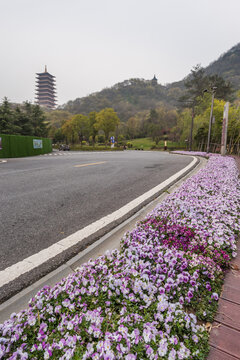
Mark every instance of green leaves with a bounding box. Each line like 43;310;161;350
95;108;120;142
61;108;120;144
0;98;47;137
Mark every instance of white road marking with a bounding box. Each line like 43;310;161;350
0;156;197;287
74;161;106;168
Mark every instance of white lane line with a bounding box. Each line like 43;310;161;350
74;161;106;168
0;156;197;287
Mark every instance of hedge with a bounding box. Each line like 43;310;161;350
0;134;52;158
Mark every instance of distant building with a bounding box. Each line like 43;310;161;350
151;75;158;86
35;66;57;109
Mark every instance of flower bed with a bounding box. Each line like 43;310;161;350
0;153;239;360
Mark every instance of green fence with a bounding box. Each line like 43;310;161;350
0;134;52;158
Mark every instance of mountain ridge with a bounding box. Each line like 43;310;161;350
62;43;240;120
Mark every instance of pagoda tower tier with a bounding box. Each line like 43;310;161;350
35;66;57;109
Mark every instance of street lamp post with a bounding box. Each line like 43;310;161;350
189;105;195;151
205;87;217;153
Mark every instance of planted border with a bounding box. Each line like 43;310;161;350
0;153;239;359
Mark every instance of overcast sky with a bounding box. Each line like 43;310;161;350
1;0;240;106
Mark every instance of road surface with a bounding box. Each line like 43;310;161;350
0;150;192;271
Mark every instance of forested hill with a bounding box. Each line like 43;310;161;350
205;43;240;89
62;79;181;122
62;43;240;121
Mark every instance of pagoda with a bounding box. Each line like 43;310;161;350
35;66;57;109
151;75;158;86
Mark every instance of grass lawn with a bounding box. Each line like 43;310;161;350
129;138;187;151
54;144;123;151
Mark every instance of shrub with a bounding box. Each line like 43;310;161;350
96;135;105;143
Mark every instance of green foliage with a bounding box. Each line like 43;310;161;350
172;108;192;143
117;134;125;145
61;44;240;137
126;116;138;139
72;114;90;143
0;97;18;134
53;128;65;143
88;111;98;142
184;64;209;100
29;102;48;137
94;108;120;141
14;106;34;135
128;137;185;151
129;137;154;150
96;134;105;143
0;98;48;137
45;110;72;128
146;106;178;144
179;64;233;117
193;98;240;150
126;141;133;148
63;78;176;122
57;42;240;152
70;144;122;151
205;43;240;90
176;62;235;151
60;108;119;145
207;74;233;101
61;117;78;144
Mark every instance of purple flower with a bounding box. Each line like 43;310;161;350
211;292;219;300
125;354;137;360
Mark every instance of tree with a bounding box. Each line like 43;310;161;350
126;116;138;139
178;64;233;150
146;107;178;145
184;64;208;100
29;103;48;137
207;74;233;101
193;99;235;148
45;110;72;129
0;97;16;134
180;64;233;107
0;99;49;137
170;108;192;143
71;114;90;144
94;108;120;141
88;111;98;143
62;119;78;144
146;109;162;144
53;128;65;143
14;106;34;136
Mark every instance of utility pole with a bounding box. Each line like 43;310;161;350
206;87;217;153
221;102;229;155
189;105;195;151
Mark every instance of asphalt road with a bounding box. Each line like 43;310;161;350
0;150;191;271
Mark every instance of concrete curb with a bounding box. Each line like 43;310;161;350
0;155;206;322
